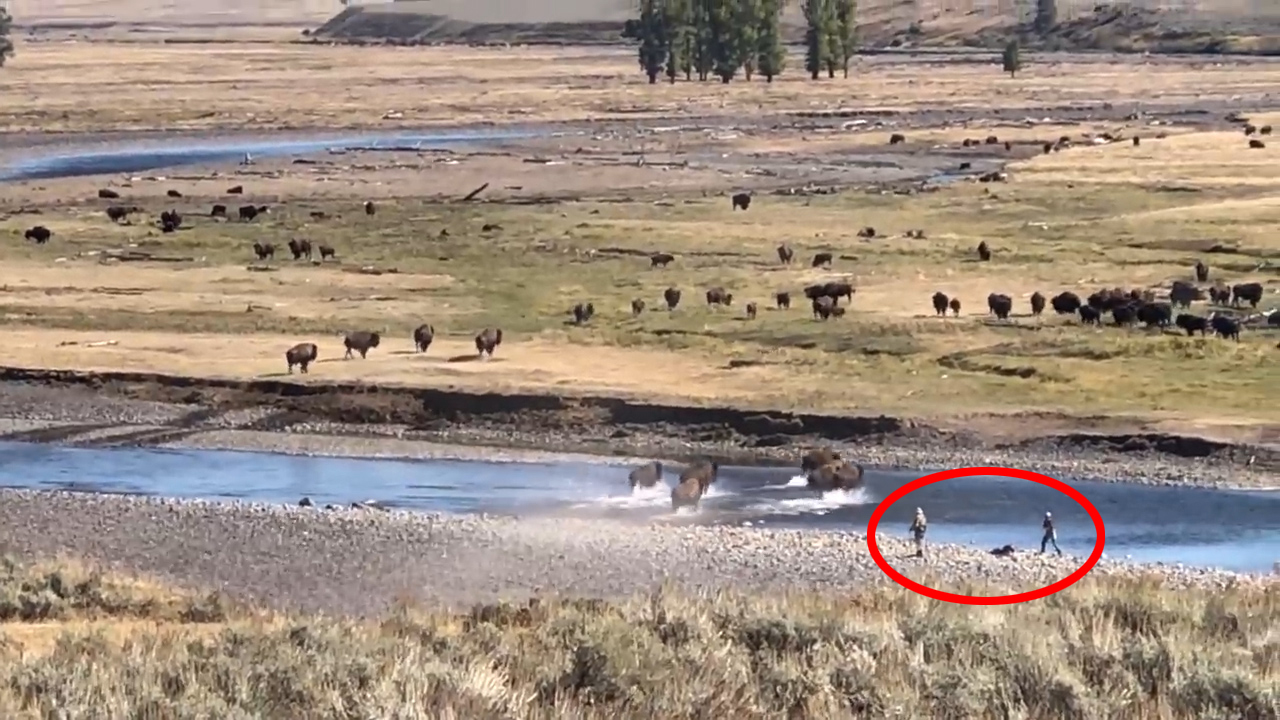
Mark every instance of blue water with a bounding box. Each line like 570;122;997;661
0;128;543;181
0;441;1276;572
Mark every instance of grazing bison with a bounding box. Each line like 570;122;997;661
318;244;337;261
807;460;865;492
211;204;228;218
1030;291;1046;317
731;192;751;211
812;295;835;320
1250;139;1266;149
985;135;999;145
572;302;595;324
1169;281;1202;309
1232;282;1263;308
889;133;905;145
1210;314;1241;341
664;287;682;310
775;291;791;310
24;226;51;244
285;342;318;374
364;201;376;216
252;242;275;261
1245;124;1258;136
1136;301;1172;328
745;302;758;320
239;205;260;221
932;291;949;316
800;447;841;473
706;287;733;307
631;299;646;316
629;461;664;490
476;328;503;357
650;252;675;268
1051;292;1081;315
976;241;991;261
776;243;794;265
1195;260;1210;283
1262;125;1274;136
343;330;381;359
413;324;435;353
948;298;961;316
812;252;833;268
167;189;183;198
1079;305;1102;325
97;188;120;199
857;226;876;239
987;293;1012;320
227;185;244;194
1175;313;1208;337
106;205;139;223
287;238;313;261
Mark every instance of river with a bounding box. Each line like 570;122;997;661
1;441;1276;573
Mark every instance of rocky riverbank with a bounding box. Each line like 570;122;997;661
0;489;1270;617
0;376;1275;490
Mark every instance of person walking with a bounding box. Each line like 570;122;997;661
1041;511;1062;555
909;507;928;558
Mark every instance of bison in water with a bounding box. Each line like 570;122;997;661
807;460;865;492
670;460;719;511
343;331;381;359
628;461;663;490
800;447;841;473
285;342;318;374
476;328;503;358
413;324;435;353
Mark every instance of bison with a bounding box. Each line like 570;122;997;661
252;242;275;261
239;205;260;221
812;295;835;320
1111;304;1137;327
1209;286;1231;306
1175;313;1208;337
977;241;991;261
364;200;376;216
572;302;595;325
1079;305;1102;325
1169;281;1202;309
1195;260;1210;283
1249;139;1266;149
932;291;949;316
285;342;318;374
1136;301;1172;328
106;205;139;223
807;460;865;492
1030;291;1046;317
706;287;733;307
1132;136;1140;147
343;331;381;359
318;244;337;261
775;291;791;310
670;460;719;511
650;252;675;268
985;135;999;145
413;324;434;353
1263;125;1274;135
745;302;758;320
948;298;961;316
664;287;682;310
227;185;244;194
290;238;314;261
211;204;228;218
24;226;51;244
167;189;183;198
812;252;833;268
1210;314;1241;341
776;243;794;265
628;461;663;490
631;299;646;316
800;447;841;473
1051;292;1082;314
857;226;875;239
889;133;905;145
476;328;503;357
987;293;1012;320
97;188;120;199
1232;282;1263;308
731;192;751;211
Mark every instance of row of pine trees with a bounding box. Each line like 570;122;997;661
624;0;857;84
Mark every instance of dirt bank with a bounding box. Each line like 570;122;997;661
0;366;1275;489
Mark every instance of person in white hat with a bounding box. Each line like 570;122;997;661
1041;511;1062;555
908;507;928;559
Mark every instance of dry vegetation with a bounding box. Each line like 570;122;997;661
0;556;1275;718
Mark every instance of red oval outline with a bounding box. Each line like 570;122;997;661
866;466;1106;605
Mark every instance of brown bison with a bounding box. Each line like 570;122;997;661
706;287;733;307
1030;291;1046;316
977;241;991;261
252;242;275;261
670;460;719;511
664;287;682;310
745;302;758;319
628;461;664;490
227;185;244;194
476;328;503;357
807;460;865;492
776;244;794;265
1195;260;1209;283
318;244;337;261
413;324;434;353
812;295;835;320
288;238;313;261
1249;139;1266;149
285;342;318;374
343;331;381;359
889;133;905;145
775;291;791;309
651;252;675;268
731;192;751;211
631;299;646;315
948;298;961;316
812;252;833;268
800;447;841;472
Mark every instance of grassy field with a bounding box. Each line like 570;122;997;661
0;556;1275;718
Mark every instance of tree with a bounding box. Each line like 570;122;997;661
635;0;669;84
734;0;762;81
833;0;857;78
1002;39;1022;78
709;0;739;83
0;8;14;68
755;0;786;82
1034;0;1056;34
664;0;692;83
803;0;835;80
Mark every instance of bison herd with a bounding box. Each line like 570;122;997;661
626;444;862;512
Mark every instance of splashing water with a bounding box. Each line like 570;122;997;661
745;487;874;516
763;475;810;490
570;482;672;510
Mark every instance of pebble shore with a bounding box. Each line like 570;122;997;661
0;489;1270;617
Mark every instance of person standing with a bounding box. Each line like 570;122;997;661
909;507;927;558
1041;511;1062;555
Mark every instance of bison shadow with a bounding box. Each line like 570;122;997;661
446;354;504;363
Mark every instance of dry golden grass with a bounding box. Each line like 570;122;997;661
0;556;1276;718
3;43;1280;133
